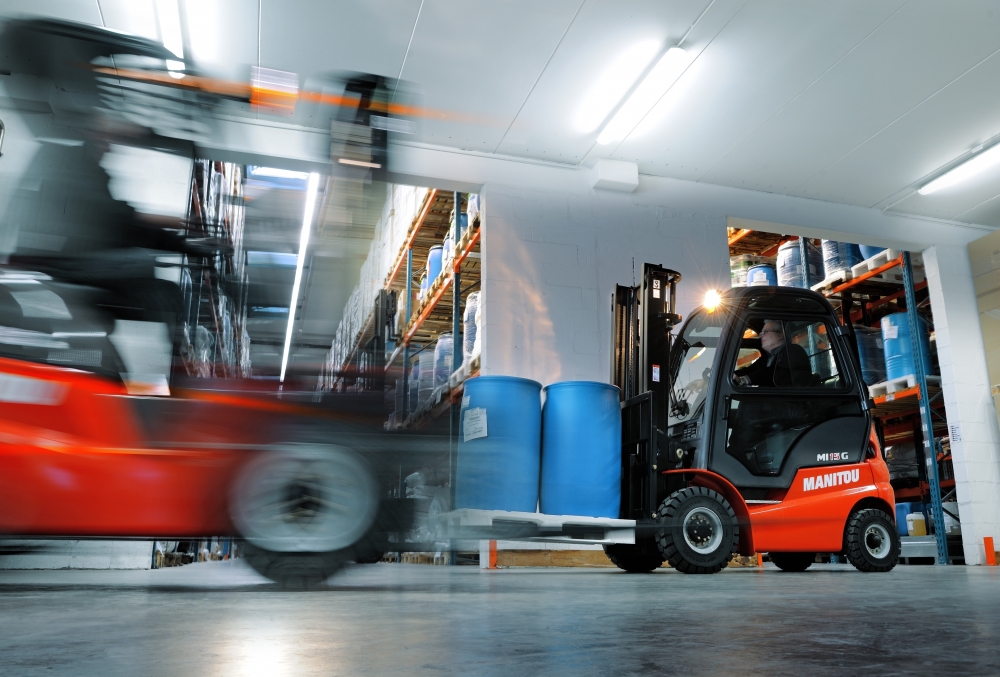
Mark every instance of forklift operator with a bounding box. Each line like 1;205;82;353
734;319;813;387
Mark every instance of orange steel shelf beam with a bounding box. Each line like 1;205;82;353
827;255;903;296
385;189;439;291
403;223;480;345
727;229;752;246
404;276;452;345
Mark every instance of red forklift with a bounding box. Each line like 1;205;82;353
605;264;899;574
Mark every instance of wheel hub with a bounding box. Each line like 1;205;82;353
864;523;891;559
682;507;724;555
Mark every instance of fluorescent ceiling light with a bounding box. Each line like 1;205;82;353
598;47;687;145
575;40;661;134
250;166;310;180
337;158;382;169
155;0;185;78
279;172;321;383
918;143;1000;195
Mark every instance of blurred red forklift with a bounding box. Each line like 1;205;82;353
604;264;899;574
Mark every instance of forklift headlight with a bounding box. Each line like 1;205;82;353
703;289;722;312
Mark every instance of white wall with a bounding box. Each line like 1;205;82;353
480;183;728;384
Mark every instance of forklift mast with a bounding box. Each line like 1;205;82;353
612;263;682;522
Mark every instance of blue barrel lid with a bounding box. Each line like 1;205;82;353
469;374;542;389
542;380;620;394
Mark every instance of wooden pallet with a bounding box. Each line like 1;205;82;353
495;549;616;568
867;374;941;399
401;552;449;565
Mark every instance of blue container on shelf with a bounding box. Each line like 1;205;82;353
894;502;922;537
859;245;887;260
456;376;542;512
821;240;863;278
881;312;933;381
540;381;622;518
746;264;777;287
776;239;823;288
853;325;887;384
427;245;443;284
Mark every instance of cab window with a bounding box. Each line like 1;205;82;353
732;318;844;389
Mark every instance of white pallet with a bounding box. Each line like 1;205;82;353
810;268;853;292
868;374;940;398
850;249;924;284
449;361;471;389
431;509;635;545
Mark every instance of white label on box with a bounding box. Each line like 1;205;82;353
653;288;660;299
652;365;660;382
462;394;471;409
463;407;487;441
883;325;898;339
950;424;962;443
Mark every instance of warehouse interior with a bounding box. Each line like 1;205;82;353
2;1;1000;675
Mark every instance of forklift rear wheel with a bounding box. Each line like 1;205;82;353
844;508;900;572
603;544;665;573
655;487;738;574
230;444;380;587
769;552;815;572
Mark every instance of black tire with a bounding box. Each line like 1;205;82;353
351;531;388;564
603;543;665;573
655;487;738;574
769;552;815;572
241;541;352;589
844;508;900;572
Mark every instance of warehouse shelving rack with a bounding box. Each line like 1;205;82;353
729;228;955;564
321;187;482;431
179;160;251;379
384;190;481;431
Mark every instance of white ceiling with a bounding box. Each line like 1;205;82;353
8;0;1000;225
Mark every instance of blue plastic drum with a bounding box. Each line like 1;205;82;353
746;264;777;287
821;240;863;278
540;381;622;518
427;245;443;284
881;312;933;380
455;376;542;512
859;245;887;260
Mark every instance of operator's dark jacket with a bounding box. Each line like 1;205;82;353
735;343;813;387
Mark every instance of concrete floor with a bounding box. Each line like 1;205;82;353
1;561;998;676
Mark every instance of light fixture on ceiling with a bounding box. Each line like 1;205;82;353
279;172;321;384
575;40;662;134
155;0;185;78
597;47;687;146
249;167;310;181
337;158;382;169
918;143;1000;195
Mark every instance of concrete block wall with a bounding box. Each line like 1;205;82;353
925;245;1000;565
479;184;730;385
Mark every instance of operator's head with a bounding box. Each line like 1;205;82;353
760;319;784;353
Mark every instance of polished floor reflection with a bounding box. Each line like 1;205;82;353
1;560;998;676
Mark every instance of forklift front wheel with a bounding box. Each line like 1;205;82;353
603;544;665;573
844;508;900;572
655;487;738;574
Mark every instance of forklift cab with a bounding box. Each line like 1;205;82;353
670;287;871;493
